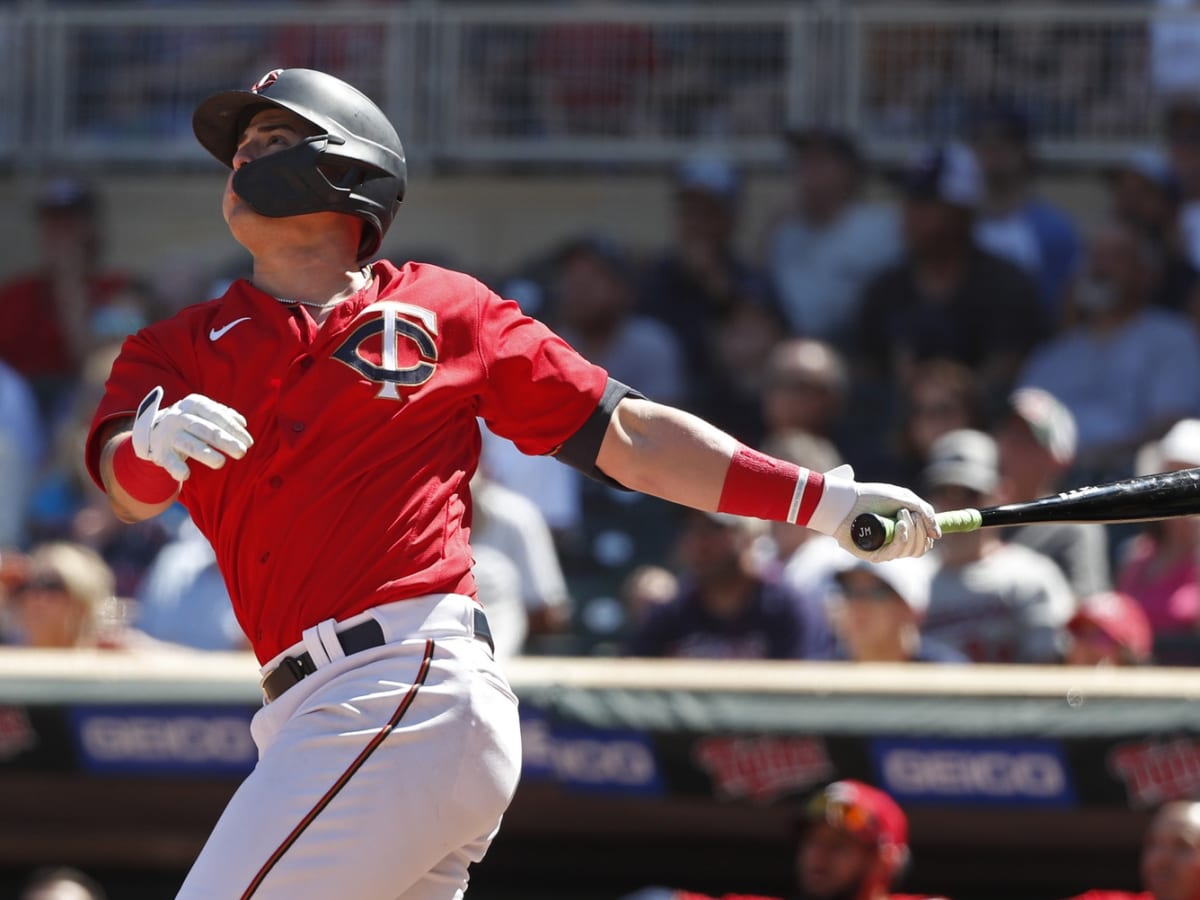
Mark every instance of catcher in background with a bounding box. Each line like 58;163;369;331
623;779;950;900
86;67;938;899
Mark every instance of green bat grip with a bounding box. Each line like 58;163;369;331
850;508;983;552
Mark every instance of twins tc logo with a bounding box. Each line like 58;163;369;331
250;69;283;93
333;301;439;399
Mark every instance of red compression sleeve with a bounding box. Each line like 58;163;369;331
716;443;825;525
110;435;179;504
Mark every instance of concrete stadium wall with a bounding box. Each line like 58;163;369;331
0;170;1111;299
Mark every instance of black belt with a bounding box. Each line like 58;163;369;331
262;607;494;703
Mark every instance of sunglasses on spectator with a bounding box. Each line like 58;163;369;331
16;574;68;594
836;583;898;602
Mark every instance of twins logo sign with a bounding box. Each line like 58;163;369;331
333;301;439;399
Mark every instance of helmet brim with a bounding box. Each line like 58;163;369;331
193;90;320;168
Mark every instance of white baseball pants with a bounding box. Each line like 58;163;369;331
176;593;522;900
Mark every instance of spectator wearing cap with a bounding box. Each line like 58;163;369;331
6;541;117;649
1063;799;1200;900
1018;221;1200;485
762;127;901;347
1116;419;1200;638
640;155;785;443
1107;148;1199;316
830;557;967;664
0;178;145;422
967;103;1082;322
625;508;832;661
855;142;1046;410
1065;591;1154;667
993;387;1112;598
622;780;949;900
920;429;1076;664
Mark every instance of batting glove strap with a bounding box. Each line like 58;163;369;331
803;471;859;535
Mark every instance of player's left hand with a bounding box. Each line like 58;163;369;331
131;386;254;482
823;464;940;562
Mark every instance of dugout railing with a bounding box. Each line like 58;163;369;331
1;649;1196;897
2;3;1191;171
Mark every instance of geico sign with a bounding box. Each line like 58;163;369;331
882;748;1066;798
550;735;657;786
521;717;657;787
80;715;256;764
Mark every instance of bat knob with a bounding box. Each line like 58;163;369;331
850;513;892;552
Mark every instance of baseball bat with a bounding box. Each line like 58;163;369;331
851;466;1200;552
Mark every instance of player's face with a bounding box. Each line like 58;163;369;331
13;572;88;649
1141;804;1200;900
674;513;748;584
993;415;1056;492
833;572;913;662
222;108;350;252
797;823;875;899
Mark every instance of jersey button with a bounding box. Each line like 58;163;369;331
291;422;305;433
260;552;270;564
269;476;283;489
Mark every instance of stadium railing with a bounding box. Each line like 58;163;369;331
5;4;1187;169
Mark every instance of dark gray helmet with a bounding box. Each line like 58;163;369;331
193;68;406;263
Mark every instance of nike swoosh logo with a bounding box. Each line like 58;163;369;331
209;317;251;341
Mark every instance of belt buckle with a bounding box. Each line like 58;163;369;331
260;653;313;698
283;655;314;680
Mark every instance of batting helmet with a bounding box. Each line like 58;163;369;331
192;68;407;263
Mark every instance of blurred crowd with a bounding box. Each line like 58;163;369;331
6;94;1200;674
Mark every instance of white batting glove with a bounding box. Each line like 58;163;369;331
807;464;940;562
131;386;253;483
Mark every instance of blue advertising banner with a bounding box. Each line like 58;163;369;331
870;737;1076;808
69;705;258;777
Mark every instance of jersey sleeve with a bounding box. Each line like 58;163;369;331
84;322;195;491
473;284;609;456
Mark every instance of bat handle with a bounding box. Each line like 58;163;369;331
850;508;984;551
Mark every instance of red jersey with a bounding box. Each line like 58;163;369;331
87;261;608;661
1064;893;1152;900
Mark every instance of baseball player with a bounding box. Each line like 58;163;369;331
85;68;940;900
622;780;949;900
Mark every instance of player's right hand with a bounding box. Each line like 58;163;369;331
131;386;253;482
823;464;940;563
